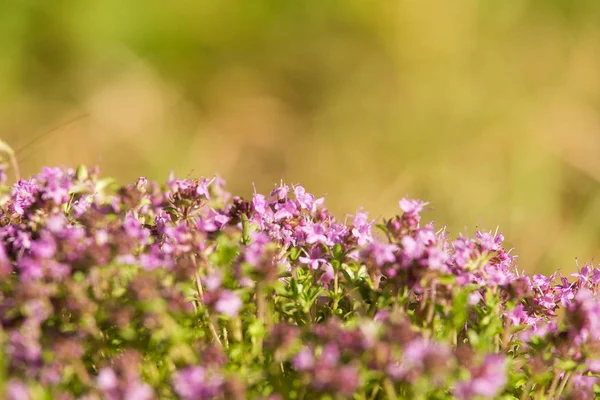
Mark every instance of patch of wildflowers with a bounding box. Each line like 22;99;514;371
0;165;599;398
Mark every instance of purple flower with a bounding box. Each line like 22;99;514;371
293;348;315;371
398;198;427;215
452;237;475;268
196;178;212;199
10;178;38;215
6;381;29;400
320;343;340;367
317;263;336;287
302;222;332;246
475;230;504;252
173;366;224;400
245;232;270;265
252;192;268;216
16;257;43;280
124;382;153;400
24;299;52;323
214;291;242;317
7;331;41;362
203;209;230;232
400;235;425;261
38;167;71;205
123;213;150;242
298;247;329;270
587;359;600;373
424;247;448;271
294;185;314;210
71;197;90;217
203;273;223;291
455;355;506;399
139;245;172;271
325;223;349;245
336;365;360;396
351;210;373;246
270;182;290;201
30;233;57;259
368;241;398;267
97;368;119;391
467;291;482;306
506;304;534;326
273;199;297;221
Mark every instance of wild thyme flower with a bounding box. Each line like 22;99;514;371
0;165;599;399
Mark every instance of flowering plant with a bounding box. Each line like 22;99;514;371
0;164;599;399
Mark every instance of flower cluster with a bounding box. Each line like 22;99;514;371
0;165;599;399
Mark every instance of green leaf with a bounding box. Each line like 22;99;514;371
556;359;578;371
289;247;301;261
333;243;344;260
375;223;388;233
76;164;88;181
451;289;470;329
95;177;116;193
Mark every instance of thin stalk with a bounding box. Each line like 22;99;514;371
534;385;544;400
426;282;437;327
222;327;229;348
207;316;223;348
232;317;243;342
255;282;266;353
546;370;560;399
520;381;533;400
195;269;223;348
419;289;428;312
383;378;398;400
368;385;380;400
555;372;572;399
194;270;204;303
451;328;458;347
502;319;511;351
332;268;340;312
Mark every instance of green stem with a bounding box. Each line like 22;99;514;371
547;370;560;399
368;385;380;400
255;282;266;353
383;378;398;400
426;282;437;328
332;266;340;312
195;269;223;348
207;315;223;348
555;372;572;399
520;380;533;400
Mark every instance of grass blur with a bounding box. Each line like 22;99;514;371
1;1;600;274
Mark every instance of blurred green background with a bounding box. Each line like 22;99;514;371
2;1;600;274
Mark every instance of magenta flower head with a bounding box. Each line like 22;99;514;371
97;368;119;392
367;240;398;267
174;366;224;400
6;380;29;400
399;198;427;215
123;382;153;400
455;354;507;399
293;348;315;371
10;178;38;215
351;209;373;246
214;290;243;318
293;185;314;210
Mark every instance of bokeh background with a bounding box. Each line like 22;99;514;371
2;1;600;274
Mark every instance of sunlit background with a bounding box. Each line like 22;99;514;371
2;1;600;274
